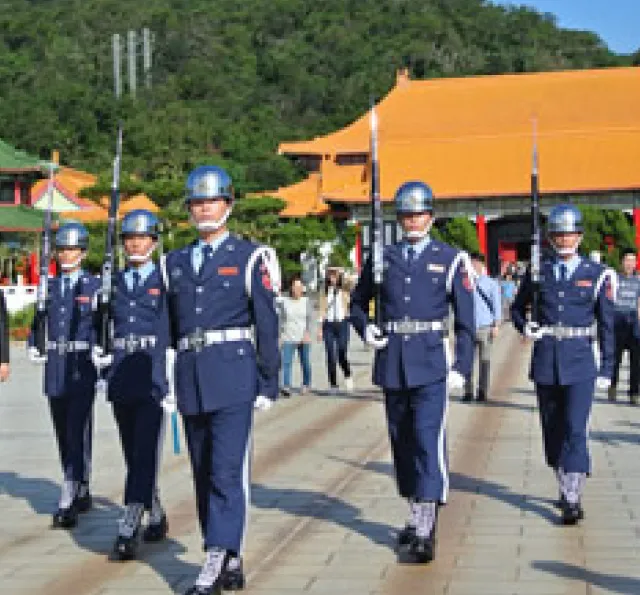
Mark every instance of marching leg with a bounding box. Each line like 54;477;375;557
407;380;447;563
385;390;418;548
557;379;594;525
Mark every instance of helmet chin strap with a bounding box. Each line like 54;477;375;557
127;244;156;264
551;235;582;257
404;217;433;240
191;205;232;232
59;254;84;271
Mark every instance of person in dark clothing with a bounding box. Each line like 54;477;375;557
0;291;9;382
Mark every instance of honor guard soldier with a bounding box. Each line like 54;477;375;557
511;204;615;524
92;209;171;560
27;221;100;528
350;181;475;563
609;249;640;404
163;166;280;594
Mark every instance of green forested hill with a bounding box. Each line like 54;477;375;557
0;0;634;200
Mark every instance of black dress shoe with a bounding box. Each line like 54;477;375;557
477;392;487;402
462;393;474;403
409;530;436;563
397;524;416;548
561;500;584;525
113;530;140;561
52;505;77;529
221;556;246;590
143;513;168;542
184;582;222;595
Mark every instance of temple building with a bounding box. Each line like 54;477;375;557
266;66;640;272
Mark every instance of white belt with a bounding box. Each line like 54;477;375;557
47;340;90;353
178;327;252;352
540;325;595;339
113;335;157;352
385;320;446;334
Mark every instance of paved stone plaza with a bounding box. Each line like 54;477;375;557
1;328;640;594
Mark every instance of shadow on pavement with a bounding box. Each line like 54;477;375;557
0;471;63;514
251;483;396;550
531;561;640;595
0;471;197;593
327;457;560;525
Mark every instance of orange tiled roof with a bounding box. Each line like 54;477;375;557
59;204;108;223
32;166;97;208
60;195;161;223
98;193;160;214
255;173;329;217
275;66;640;204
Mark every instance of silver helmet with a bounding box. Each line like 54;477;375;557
547;204;583;235
394;181;434;214
185;165;233;203
55;221;89;250
120;209;160;238
547;204;583;256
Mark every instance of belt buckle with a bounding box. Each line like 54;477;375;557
56;337;67;355
191;328;205;353
125;333;138;354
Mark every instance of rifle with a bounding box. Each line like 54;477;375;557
33;163;55;356
370;103;383;328
97;124;123;353
530;119;541;323
157;220;181;455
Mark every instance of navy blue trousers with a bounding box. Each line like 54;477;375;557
322;320;351;387
536;379;594;474
385;380;448;503
112;399;165;508
183;402;252;551
613;321;640;395
48;396;94;485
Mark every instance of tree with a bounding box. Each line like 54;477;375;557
0;0;625;199
579;206;635;268
433;217;480;253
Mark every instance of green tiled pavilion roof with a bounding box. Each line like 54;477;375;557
0;205;57;231
0;139;46;174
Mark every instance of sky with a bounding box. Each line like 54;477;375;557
494;0;639;54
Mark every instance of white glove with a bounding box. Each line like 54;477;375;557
91;345;113;370
161;394;177;413
254;395;273;411
524;321;544;341
447;370;465;391
596;376;611;390
365;324;388;349
27;346;47;364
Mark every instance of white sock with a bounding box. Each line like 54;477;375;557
118;503;144;538
196;548;226;587
59;480;78;509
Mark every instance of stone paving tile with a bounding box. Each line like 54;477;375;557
3;332;640;594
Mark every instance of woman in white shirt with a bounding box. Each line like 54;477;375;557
317;268;354;394
278;277;312;396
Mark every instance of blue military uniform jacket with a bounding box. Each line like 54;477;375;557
350;239;475;390
104;265;170;404
164;235;280;415
511;257;615;386
29;272;100;399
